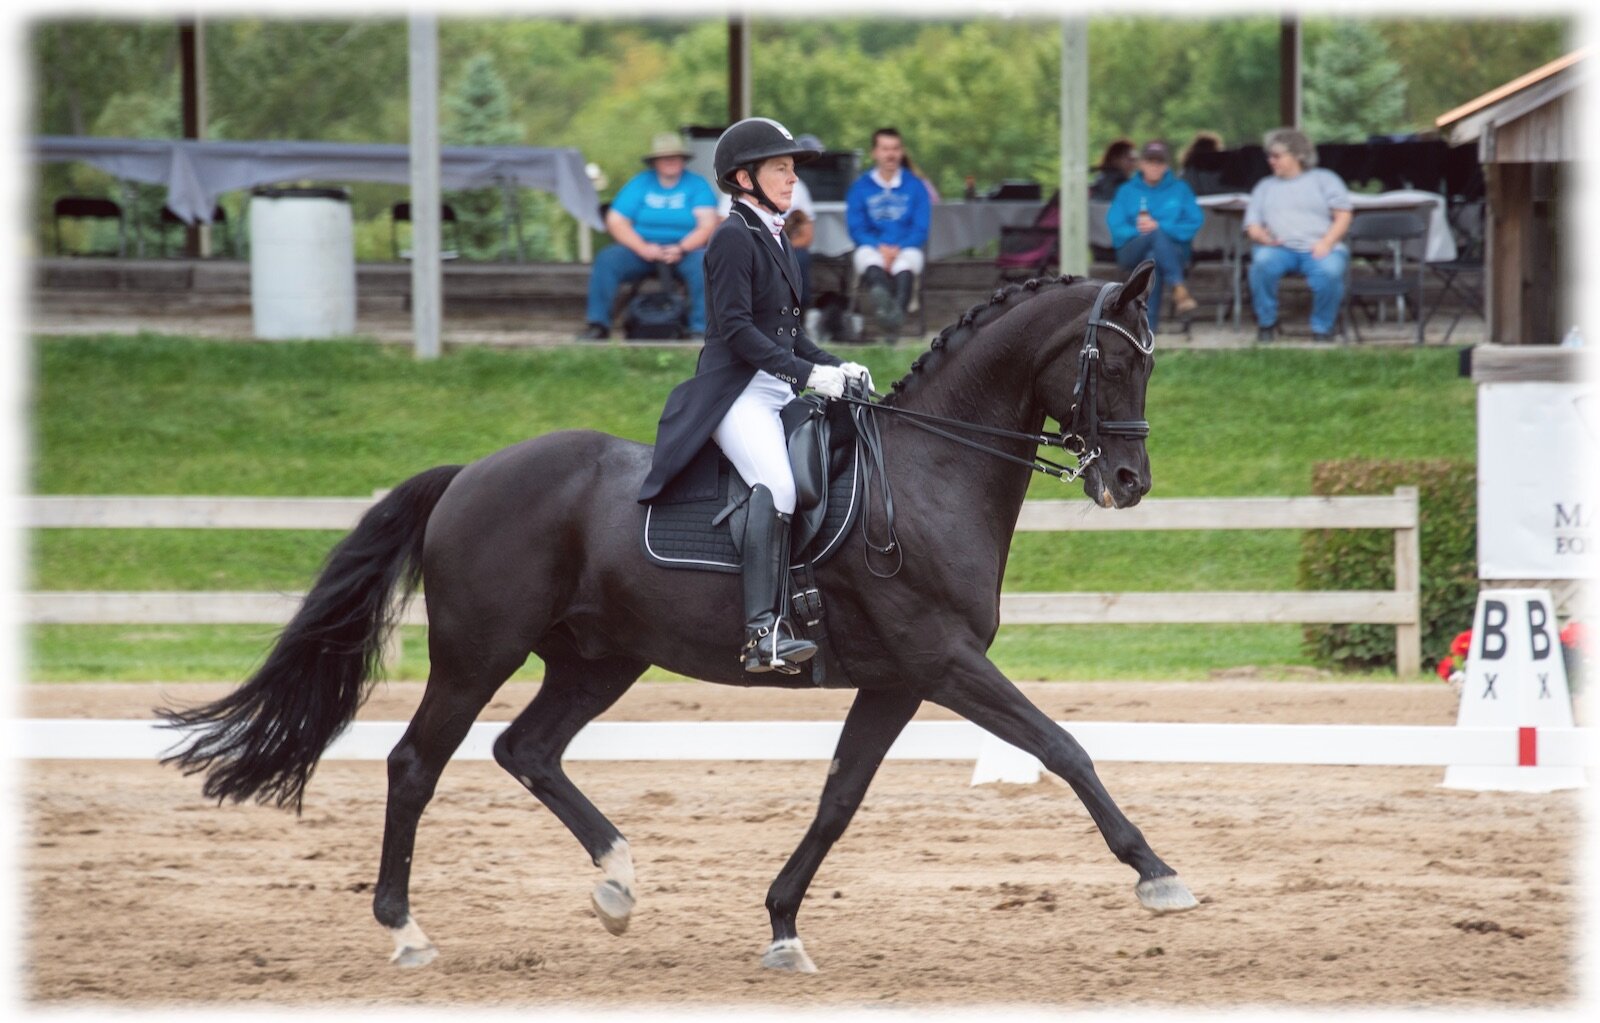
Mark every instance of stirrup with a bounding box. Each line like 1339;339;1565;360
742;623;816;674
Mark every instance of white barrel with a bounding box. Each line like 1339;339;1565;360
249;187;356;339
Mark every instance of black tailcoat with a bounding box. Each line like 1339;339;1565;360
638;201;841;503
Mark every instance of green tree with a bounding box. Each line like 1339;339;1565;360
1303;20;1406;143
443;53;521;261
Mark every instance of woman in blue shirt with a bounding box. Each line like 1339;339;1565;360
1106;140;1204;331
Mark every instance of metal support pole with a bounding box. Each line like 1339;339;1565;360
1059;19;1089;277
408;15;442;360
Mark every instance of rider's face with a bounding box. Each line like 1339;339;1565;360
755;157;796;212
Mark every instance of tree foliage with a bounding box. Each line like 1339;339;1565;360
28;14;1572;261
1304;21;1407;142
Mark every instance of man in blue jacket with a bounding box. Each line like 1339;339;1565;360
845;127;931;336
1106;140;1204;331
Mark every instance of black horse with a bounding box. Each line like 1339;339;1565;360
161;261;1196;973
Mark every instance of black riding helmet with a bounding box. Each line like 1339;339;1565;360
714;117;820;213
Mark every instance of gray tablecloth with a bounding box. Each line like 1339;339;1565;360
33;136;603;230
809;200;1043;260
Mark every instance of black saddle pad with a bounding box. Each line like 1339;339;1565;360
643;443;862;574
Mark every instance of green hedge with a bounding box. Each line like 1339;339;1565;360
1298;459;1477;673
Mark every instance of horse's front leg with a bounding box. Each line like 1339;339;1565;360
762;686;922;972
927;657;1198;913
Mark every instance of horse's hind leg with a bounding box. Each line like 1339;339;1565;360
927;660;1198;914
762;687;922;972
491;653;647;936
373;644;524;967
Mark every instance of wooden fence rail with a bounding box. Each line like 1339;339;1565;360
24;487;1422;674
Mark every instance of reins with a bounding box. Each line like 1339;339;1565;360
837;280;1154;576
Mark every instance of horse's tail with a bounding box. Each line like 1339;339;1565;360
158;464;465;812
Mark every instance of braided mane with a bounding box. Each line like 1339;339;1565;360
882;273;1086;406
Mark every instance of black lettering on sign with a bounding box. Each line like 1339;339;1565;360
1528;601;1551;660
1480;601;1508;660
1554;503;1586;529
1538;673;1551;699
1482;673;1498;699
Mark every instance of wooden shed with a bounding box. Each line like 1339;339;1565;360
1437;50;1590;344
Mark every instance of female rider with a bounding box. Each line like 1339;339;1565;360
638;117;871;672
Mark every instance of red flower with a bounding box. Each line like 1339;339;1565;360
1436;655;1456;680
1450;630;1472;658
1561;621;1589;654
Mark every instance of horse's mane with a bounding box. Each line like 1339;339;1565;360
882;273;1088;406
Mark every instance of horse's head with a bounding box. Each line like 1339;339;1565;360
1037;261;1156;509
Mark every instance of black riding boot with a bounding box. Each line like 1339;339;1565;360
741;485;818;673
862;265;900;336
888;271;915;339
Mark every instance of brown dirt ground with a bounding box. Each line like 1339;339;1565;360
19;680;1589;1011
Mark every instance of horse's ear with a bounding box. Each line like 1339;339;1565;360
1112;260;1156;311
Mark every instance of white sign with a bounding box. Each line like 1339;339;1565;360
1442;589;1585;792
1477;381;1598;579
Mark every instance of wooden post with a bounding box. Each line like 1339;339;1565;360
1059;18;1089;277
1393;486;1421;676
179;19;208;257
408;15;443;360
728;16;751;124
1488;161;1532;344
1279;17;1301;129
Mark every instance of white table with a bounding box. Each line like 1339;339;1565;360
810;199;1043;261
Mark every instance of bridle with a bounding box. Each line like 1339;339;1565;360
838;280;1154;575
840;280;1154;486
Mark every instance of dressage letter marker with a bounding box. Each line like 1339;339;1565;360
1442;589;1586;793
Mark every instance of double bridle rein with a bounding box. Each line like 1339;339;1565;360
838;280;1154;575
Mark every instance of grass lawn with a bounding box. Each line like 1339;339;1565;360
26;333;1475;682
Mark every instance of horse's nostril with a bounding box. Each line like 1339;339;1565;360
1116;467;1140;491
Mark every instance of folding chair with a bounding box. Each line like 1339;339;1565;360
52;195;126;257
995;191;1060;284
391;202;461;261
1340;210;1430;344
1421;200;1484;343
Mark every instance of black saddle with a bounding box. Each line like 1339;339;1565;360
643;395;861;574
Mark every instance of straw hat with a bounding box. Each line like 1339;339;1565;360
642;132;693;163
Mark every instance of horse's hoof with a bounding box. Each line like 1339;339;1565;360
592;879;635;936
760;937;818;973
1136;875;1199;914
390;943;438;968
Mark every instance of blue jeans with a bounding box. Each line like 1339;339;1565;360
1248;244;1349;335
585;244;707;332
1116;230;1190;331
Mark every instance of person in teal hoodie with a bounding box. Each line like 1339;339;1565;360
1106;140;1204;330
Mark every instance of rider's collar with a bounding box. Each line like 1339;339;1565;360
737;197;786;237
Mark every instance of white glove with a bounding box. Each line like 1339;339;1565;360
806;363;847;399
840;362;874;393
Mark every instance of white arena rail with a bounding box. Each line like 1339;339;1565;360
23;488;1423;673
14;719;1595;770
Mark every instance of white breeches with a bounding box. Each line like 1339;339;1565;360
852;244;925;277
713;371;797;515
